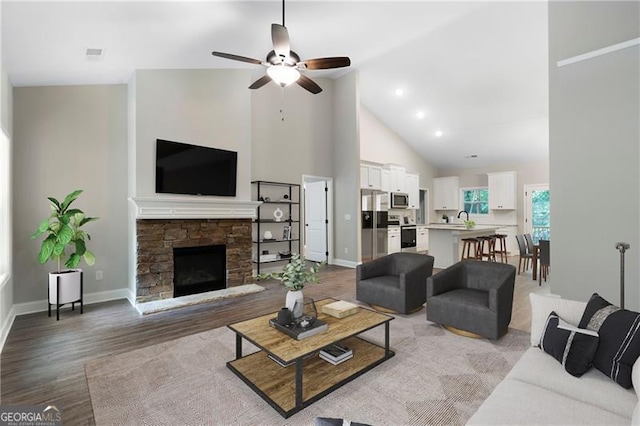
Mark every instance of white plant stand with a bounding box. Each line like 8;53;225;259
48;269;84;321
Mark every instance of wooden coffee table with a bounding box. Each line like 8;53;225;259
227;298;395;418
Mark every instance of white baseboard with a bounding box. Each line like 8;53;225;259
331;258;359;269
0;305;16;353
12;288;131;317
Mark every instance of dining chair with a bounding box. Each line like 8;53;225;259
538;239;550;286
515;234;532;274
524;233;535;255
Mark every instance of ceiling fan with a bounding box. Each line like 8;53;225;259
211;0;351;94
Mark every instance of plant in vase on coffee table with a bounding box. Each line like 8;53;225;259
258;253;325;318
30;189;98;319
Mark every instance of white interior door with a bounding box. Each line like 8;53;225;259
304;180;327;262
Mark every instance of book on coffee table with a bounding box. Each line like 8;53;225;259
268;318;328;340
321;300;360;318
319;352;353;365
319;343;353;362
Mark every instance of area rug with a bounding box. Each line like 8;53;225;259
135;284;266;315
85;312;530;425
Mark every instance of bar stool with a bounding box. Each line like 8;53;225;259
460;238;479;260
494;234;508;263
477;236;496;262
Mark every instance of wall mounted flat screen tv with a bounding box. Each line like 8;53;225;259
155;139;237;196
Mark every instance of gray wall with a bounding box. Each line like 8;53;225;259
12;85;129;304
251;78;335;183
132;69;253;200
549;1;640;307
332;71;360;266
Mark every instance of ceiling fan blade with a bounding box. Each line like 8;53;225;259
296;74;323;94
271;24;290;61
211;51;263;65
249;74;272;90
299;57;351;70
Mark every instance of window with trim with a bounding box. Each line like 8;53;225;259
462;187;489;214
0;128;9;280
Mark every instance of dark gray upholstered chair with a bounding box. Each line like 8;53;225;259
356;253;434;314
426;260;516;339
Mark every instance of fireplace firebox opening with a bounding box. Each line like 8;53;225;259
173;245;226;297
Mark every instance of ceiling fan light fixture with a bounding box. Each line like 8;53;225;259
267;65;300;86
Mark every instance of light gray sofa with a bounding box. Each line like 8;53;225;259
468;293;639;425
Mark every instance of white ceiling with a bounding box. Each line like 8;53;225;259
1;1;549;170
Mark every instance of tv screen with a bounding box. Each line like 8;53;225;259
155;139;237;196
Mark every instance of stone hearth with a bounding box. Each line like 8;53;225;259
135;219;252;303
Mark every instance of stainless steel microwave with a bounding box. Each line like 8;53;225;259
390;192;409;209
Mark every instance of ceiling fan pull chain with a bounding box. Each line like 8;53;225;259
280;87;286;121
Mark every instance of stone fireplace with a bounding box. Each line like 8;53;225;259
135;218;252;303
173;244;226;297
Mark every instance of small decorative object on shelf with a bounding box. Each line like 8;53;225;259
282;225;291;240
273;208;284;222
263;230;274;240
283;194;289;200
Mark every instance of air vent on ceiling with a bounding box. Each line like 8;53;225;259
85;48;104;61
465;154;479;159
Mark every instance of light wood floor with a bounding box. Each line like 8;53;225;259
1;258;545;425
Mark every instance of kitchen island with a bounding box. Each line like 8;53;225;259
425;225;501;268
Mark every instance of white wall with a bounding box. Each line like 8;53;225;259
133;69;252;200
360;106;437;185
12;85;129;305
438;160;549;230
251;78;334;183
332;71;360;267
549;1;640;308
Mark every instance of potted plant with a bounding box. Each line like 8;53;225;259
31;190;98;318
442;213;449;224
258;253;325;318
465;220;476;229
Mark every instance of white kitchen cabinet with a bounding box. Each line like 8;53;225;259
416;226;429;251
360;164;383;190
433;177;459;210
388;165;407;193
388;227;401;254
496;226;518;255
488;172;517;210
381;169;390;192
406;173;419;209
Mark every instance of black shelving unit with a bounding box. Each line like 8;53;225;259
252;180;301;275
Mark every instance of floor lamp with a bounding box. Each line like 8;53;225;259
615;242;630;309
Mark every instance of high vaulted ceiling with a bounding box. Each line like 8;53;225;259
1;1;549;170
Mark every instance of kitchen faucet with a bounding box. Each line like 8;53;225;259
457;210;469;222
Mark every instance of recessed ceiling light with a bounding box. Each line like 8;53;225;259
416;111;425;119
394;88;404;97
435;130;443;137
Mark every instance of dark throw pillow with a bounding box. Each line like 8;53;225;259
539;311;599;377
578;293;640;388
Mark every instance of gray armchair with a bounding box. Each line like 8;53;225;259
426;260;516;339
356;253;434;314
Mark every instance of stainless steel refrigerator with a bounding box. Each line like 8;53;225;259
361;190;389;263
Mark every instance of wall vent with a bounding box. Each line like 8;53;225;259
85;48;104;61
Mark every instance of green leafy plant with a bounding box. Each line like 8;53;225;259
465;220;476;229
258;253;325;291
31;190;98;273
